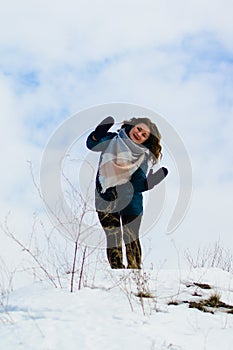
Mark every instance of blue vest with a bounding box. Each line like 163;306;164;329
86;132;149;216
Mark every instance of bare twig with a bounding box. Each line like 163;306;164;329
1;215;57;288
78;246;87;291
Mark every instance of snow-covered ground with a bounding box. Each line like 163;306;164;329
1;266;233;350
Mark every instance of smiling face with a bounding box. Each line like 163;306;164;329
128;123;150;144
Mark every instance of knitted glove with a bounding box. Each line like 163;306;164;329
92;116;115;141
145;167;168;190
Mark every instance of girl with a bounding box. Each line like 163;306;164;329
86;116;168;269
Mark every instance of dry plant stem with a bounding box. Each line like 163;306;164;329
107;270;134;312
28;161;78;240
29;161;97;292
78;246;87;291
70;194;88;292
0;302;14;324
2;216;57;288
0;258;15;324
118;272;134;313
184;239;233;272
73;201;87;290
70;241;78;293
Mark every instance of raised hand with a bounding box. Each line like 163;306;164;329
145;167;168;190
92;116;115;141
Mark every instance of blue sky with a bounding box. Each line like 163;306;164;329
0;0;233;268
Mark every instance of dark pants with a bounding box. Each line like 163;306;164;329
97;211;142;269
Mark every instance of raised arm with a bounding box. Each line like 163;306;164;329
86;116;116;152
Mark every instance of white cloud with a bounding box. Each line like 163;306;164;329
1;0;233;64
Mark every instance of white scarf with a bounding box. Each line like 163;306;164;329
98;129;147;193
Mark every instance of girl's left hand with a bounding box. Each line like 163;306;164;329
146;167;168;189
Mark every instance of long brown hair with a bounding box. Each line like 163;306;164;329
120;117;162;165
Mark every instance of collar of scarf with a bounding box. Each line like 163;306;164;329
98;128;147;193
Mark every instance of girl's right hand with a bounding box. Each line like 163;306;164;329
92;116;115;141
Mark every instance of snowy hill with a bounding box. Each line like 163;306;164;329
1;267;233;350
